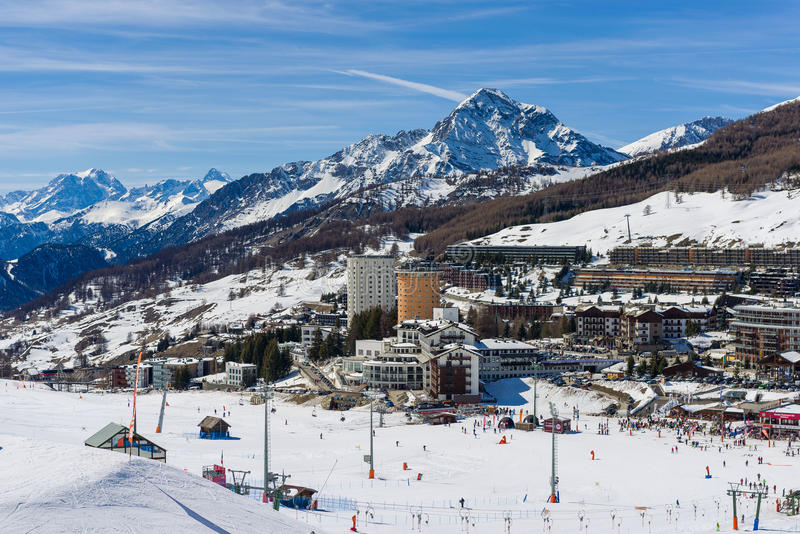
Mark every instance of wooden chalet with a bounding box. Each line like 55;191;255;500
198;416;231;439
662;360;723;378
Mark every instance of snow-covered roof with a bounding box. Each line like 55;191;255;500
680;402;720;413
762;404;800;416
779;351;800;363
475;339;535;351
604;361;627;373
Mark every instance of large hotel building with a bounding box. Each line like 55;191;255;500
731;304;800;363
346;255;397;324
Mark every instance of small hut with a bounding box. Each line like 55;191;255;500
543;416;571;434
198;416;231;439
85;422;166;462
516;414;538;431
427;412;457;425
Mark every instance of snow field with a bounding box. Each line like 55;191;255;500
472;188;800;254
2;379;800;533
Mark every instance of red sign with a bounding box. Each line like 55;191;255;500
760;411;800;421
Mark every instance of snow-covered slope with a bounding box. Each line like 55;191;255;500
3;380;799;534
467;187;800;254
761;95;800;113
0;434;327;534
618;116;732;157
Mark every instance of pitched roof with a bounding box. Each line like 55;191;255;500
85;422;128;448
780;351;800;363
198;416;230;429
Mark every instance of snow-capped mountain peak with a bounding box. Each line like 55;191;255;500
175;89;627;235
618;116;733;157
200;168;231;194
426;88;625;170
0;169;127;222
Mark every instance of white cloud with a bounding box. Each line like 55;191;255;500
670;78;800;97
0;122;342;154
339;70;466;101
0;0;382;34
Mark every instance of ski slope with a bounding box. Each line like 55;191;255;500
2;379;799;533
0;434;325;534
467;188;800;254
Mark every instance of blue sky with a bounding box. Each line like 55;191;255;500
0;0;799;192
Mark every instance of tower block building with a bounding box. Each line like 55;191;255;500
397;269;441;321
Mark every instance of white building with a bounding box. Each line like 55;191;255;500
226;361;257;388
123;363;152;389
475;338;545;382
346;255;397;324
355;339;388;359
360;314;478;393
300;325;332;347
362;342;428;391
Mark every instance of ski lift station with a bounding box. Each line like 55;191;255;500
84;422;167;462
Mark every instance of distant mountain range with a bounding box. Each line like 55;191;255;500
0;168;230;260
618;116;732;157
0;89;733;310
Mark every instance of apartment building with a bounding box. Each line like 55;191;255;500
358;311;478;395
620;309;664;347
225;361;258;388
731;304;800;363
475;338;545;382
445;244;587;264
749;270;800;296
574;267;738;293
300;324;332;347
361;342;427;391
424;344;481;403
124;363;152;388
397;269;441;321
577;305;712;346
610;246;800;268
575;305;623;341
151;358;201;389
439;264;500;290
346;255;397;324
